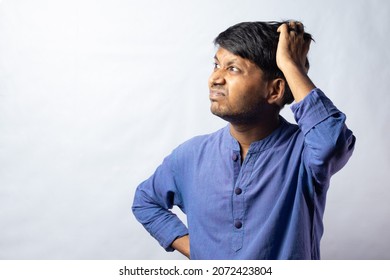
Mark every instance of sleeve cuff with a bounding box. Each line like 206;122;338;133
155;221;189;252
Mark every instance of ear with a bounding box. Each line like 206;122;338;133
267;78;285;107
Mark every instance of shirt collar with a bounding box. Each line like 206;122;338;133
224;117;290;153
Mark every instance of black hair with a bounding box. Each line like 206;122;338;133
214;21;313;106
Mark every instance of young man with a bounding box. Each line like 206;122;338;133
132;21;356;259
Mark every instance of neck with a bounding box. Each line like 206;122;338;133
230;115;280;161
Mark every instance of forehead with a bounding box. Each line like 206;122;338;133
214;47;264;75
214;47;257;68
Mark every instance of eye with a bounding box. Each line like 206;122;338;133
213;62;221;70
228;66;240;73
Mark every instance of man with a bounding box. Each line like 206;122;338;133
132;21;356;259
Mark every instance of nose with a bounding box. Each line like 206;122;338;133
208;68;226;88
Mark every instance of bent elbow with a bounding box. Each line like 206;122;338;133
307;124;356;185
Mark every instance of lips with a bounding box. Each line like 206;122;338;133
209;90;226;101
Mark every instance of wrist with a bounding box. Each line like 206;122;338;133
279;60;307;76
282;64;315;103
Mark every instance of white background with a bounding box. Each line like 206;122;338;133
0;0;389;260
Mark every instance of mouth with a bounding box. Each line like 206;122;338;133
209;90;226;101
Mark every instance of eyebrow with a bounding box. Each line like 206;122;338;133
213;55;239;65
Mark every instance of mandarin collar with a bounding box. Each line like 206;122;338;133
224;117;289;153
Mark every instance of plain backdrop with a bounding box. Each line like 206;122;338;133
0;0;389;260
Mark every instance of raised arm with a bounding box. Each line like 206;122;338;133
276;21;315;102
276;21;356;187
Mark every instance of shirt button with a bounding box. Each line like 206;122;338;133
232;153;239;161
234;220;243;229
235;187;242;195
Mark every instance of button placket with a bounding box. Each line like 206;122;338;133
231;152;250;252
232;153;239;162
231;151;258;252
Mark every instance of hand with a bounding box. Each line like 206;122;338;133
276;21;311;74
275;21;316;102
172;235;190;259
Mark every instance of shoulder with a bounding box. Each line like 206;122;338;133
175;126;227;153
276;117;301;141
168;126;229;165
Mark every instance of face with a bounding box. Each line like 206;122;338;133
208;47;271;124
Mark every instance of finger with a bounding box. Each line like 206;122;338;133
288;21;303;38
295;22;304;34
288;21;298;33
277;23;291;42
277;23;289;34
288;21;296;29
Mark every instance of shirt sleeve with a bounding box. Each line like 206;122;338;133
132;151;189;251
291;88;356;189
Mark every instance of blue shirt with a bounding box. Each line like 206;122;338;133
132;88;355;259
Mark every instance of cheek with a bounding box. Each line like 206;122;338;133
229;80;264;103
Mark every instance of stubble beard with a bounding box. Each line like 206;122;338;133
210;100;265;125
